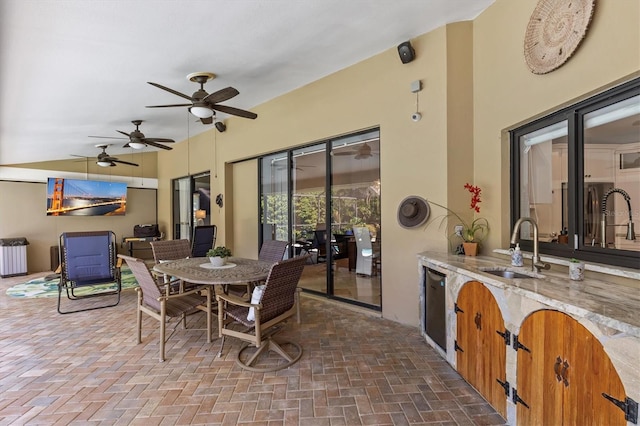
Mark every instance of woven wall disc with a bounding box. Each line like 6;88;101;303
524;0;596;74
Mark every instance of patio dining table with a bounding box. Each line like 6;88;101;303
152;257;273;293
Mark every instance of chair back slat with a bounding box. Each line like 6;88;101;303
259;255;307;322
118;254;163;310
258;240;289;263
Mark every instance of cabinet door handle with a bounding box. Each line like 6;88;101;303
474;312;482;330
554;356;563;382
561;360;569;387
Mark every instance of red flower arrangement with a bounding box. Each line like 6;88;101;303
426;183;489;243
464;183;482;213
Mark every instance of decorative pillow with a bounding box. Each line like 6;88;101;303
247;285;265;321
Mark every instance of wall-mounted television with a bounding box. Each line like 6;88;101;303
46;177;128;216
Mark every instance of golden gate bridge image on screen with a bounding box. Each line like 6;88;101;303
46;178;127;216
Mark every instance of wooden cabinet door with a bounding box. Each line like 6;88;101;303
456;281;506;418
517;310;627;426
517;310;567;426
561;312;627;425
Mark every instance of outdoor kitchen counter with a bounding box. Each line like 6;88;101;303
418;251;640;425
418;251;640;337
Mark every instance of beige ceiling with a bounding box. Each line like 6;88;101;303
0;0;493;166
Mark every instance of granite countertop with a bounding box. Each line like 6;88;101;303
418;251;640;338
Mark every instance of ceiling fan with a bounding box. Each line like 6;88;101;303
331;142;379;159
94;145;139;167
146;72;258;125
89;120;174;150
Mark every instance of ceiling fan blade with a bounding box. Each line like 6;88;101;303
89;135;128;140
117;130;131;137
147;82;193;101
203;86;239;104
144;140;173;150
112;159;139;167
211;104;257;119
143;137;174;143
200;116;214;125
146;103;193;108
354;154;371;160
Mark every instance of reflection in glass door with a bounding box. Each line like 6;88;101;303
330;130;381;307
293;144;328;295
260;153;290;244
172;172;210;241
258;129;381;309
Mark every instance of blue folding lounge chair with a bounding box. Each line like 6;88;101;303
57;231;122;314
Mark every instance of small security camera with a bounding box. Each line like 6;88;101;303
411;112;422;122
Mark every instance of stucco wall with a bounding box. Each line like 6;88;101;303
156;0;640;326
473;0;640;250
0;180;158;272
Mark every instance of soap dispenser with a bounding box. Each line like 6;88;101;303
511;243;524;267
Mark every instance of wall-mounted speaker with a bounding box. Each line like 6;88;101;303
397;41;415;64
215;121;226;132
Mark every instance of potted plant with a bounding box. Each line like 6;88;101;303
426;183;489;256
206;246;232;267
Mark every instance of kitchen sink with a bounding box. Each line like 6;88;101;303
479;267;537;279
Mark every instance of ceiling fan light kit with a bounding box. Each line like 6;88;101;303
190;105;214;119
97;160;113;167
128;141;146;149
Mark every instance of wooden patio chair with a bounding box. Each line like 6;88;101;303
150;239;197;292
258;239;289;262
216;255;309;372
118;254;212;362
227;239;291;300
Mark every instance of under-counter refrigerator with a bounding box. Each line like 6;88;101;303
424;267;446;351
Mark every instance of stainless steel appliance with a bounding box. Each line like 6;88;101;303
424;267;446;351
562;182;614;247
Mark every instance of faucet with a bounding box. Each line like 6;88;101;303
601;188;635;248
510;217;551;272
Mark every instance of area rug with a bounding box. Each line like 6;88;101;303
5;266;138;298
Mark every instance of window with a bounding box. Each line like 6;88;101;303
510;78;639;269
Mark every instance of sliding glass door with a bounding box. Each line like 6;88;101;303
259;129;381;309
330;131;381;307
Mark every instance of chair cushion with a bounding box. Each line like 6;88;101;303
247;284;265;321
